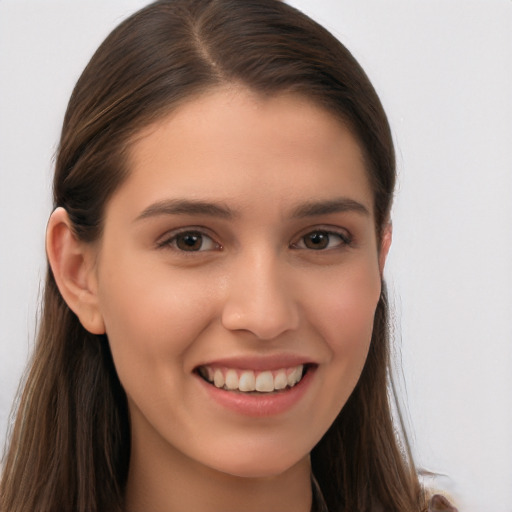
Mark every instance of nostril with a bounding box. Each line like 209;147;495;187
221;269;300;339
221;304;300;340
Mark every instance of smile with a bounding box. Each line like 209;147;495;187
197;364;306;393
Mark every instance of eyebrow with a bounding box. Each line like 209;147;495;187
135;196;370;222
135;199;235;221
291;198;370;218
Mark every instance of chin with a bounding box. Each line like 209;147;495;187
209;451;309;479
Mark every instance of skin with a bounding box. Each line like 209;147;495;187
47;87;391;512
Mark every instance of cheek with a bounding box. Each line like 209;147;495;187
96;260;219;385
309;259;380;339
304;261;381;399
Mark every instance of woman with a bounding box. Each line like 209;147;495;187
0;1;456;511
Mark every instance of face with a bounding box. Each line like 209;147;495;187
91;88;386;478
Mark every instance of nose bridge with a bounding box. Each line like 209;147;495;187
221;247;299;339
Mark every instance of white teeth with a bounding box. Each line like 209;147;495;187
255;371;274;392
202;364;306;393
213;369;225;388
238;371;256;392
287;365;303;386
274;371;288;390
225;369;238;390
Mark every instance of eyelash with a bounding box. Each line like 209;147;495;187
156;228;221;252
156;227;352;253
290;228;352;251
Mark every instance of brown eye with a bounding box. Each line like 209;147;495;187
159;230;219;252
176;232;204;251
303;231;330;250
294;230;351;251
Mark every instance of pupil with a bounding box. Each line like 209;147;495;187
184;235;198;246
306;231;328;250
178;233;202;251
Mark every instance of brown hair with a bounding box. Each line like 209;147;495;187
1;1;427;511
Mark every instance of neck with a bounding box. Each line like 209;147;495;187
124;424;312;512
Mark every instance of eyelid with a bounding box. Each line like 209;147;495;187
156;227;222;252
290;226;352;250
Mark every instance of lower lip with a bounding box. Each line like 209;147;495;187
196;367;315;418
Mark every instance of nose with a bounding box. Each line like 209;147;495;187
221;252;300;340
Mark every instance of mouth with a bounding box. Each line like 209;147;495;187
195;364;313;394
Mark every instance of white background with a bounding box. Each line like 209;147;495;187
0;1;511;511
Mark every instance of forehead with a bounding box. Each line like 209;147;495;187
114;87;374;220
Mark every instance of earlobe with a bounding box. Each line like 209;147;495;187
46;207;105;335
378;222;392;276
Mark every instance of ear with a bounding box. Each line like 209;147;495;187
378;221;392;276
46;207;105;334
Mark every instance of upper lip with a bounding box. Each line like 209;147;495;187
195;354;317;372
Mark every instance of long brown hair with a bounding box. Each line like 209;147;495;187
1;1;427;511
